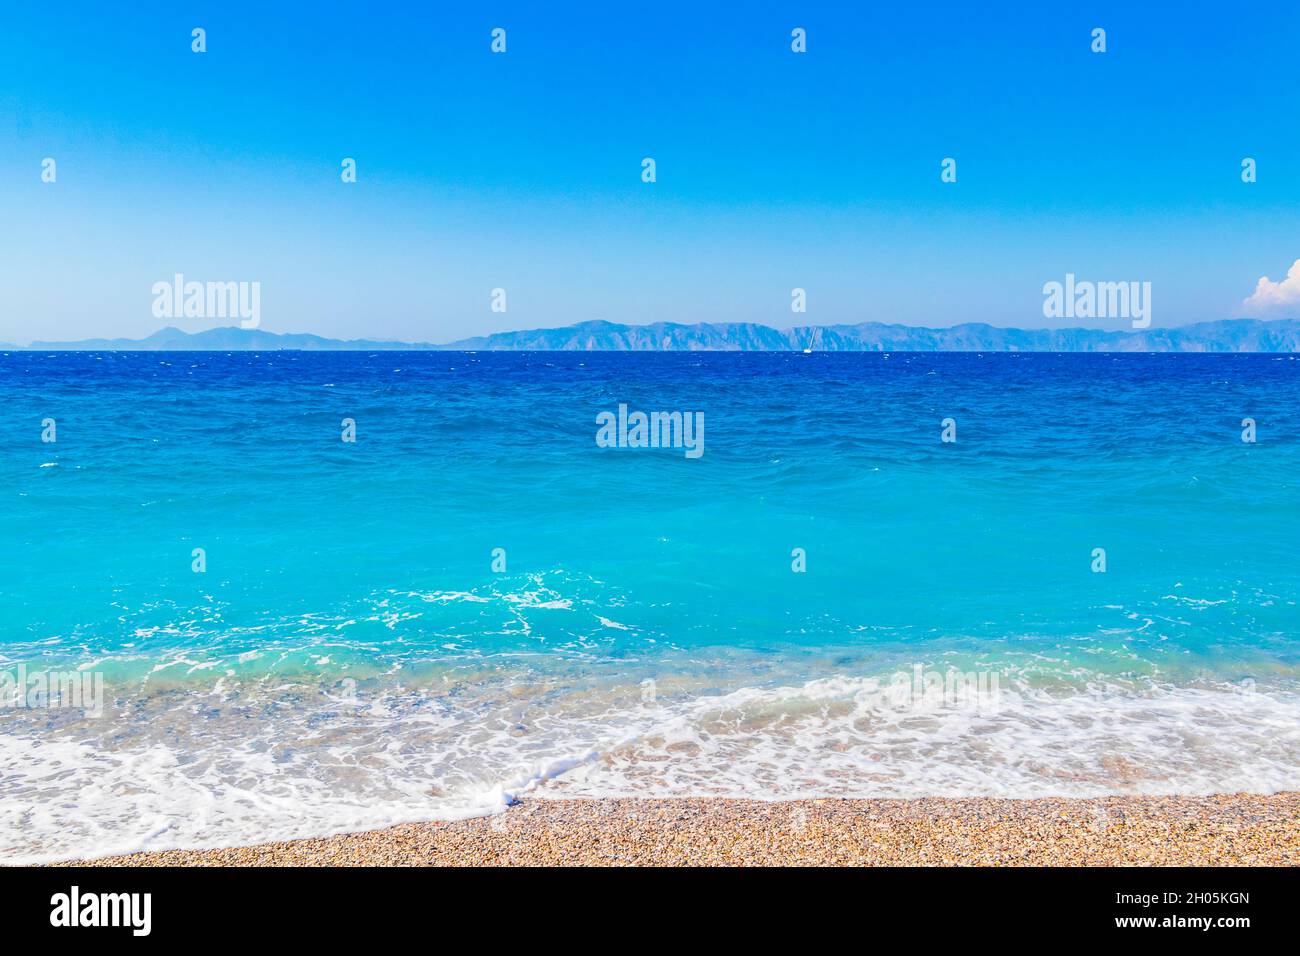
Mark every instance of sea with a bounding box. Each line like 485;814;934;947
2;350;1297;862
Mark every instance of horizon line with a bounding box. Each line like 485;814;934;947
4;316;1299;353
7;315;1299;349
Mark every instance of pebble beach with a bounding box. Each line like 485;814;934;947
63;793;1300;867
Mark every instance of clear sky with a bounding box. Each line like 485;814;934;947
2;1;1299;344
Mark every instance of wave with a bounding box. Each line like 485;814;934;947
3;672;1297;864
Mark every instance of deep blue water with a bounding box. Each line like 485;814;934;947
2;351;1298;860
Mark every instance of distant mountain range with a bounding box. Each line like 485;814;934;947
13;318;1300;352
21;326;441;352
444;318;1300;352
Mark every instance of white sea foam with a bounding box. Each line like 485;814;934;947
3;671;1298;864
553;677;1300;800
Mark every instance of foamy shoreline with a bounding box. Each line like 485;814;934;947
58;793;1300;866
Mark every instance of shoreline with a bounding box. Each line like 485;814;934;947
57;793;1300;867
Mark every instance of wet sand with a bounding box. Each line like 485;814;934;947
61;793;1300;866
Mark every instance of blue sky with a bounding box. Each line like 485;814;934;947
2;0;1298;344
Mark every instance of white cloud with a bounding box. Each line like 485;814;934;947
1242;258;1300;315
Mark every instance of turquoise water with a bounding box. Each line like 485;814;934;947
2;351;1298;861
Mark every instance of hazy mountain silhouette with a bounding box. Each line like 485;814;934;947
17;318;1300;352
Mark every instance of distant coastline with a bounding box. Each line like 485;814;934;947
9;317;1300;352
